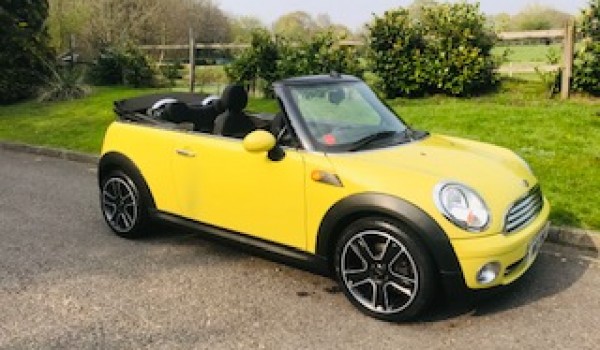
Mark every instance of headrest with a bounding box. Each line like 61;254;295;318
221;85;248;112
328;88;345;105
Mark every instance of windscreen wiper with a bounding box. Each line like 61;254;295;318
348;130;401;152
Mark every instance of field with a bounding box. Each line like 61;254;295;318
493;44;561;63
0;78;599;230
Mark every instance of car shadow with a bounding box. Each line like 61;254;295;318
418;242;598;322
125;222;597;323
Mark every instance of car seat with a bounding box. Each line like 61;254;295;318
213;85;255;138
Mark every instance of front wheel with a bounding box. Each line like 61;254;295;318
334;217;436;322
100;170;150;239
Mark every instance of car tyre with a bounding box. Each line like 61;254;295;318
334;217;436;322
100;169;151;239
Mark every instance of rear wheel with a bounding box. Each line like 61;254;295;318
100;170;150;239
334;217;436;322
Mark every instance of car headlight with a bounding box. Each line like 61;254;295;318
434;182;490;232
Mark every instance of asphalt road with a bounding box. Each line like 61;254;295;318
0;148;599;349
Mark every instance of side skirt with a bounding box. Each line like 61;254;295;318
151;210;331;276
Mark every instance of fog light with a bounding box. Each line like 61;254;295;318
476;262;501;285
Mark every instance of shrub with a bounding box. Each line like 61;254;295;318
38;66;89;102
368;2;499;98
160;61;183;87
225;30;363;97
87;45;156;87
420;2;499;96
573;0;600;96
0;0;54;104
367;9;427;98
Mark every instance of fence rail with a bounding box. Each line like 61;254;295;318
140;26;576;99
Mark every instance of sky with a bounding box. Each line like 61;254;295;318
216;0;588;30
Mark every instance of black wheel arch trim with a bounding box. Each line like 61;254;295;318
98;152;156;209
316;192;462;277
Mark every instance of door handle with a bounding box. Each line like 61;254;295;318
176;149;196;157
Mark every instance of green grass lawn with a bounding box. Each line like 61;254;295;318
1;80;599;231
493;44;561;63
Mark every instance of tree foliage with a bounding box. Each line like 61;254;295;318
490;5;572;32
87;45;157;87
48;0;231;56
368;2;498;98
0;0;55;104
272;11;352;42
573;0;600;95
368;9;427;97
225;30;363;97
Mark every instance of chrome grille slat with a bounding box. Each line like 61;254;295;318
504;186;543;233
509;193;538;214
507;199;541;223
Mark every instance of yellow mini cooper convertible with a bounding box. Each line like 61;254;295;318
99;74;549;321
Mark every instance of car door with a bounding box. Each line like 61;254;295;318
172;132;307;251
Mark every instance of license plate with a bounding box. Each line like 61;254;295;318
528;222;549;261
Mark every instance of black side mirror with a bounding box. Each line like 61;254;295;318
268;145;286;161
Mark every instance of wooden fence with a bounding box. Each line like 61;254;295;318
140;24;577;99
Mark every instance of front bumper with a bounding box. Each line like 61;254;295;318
450;198;551;289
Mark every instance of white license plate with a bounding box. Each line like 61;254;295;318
528;222;549;261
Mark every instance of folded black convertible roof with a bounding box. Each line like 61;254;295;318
114;92;208;116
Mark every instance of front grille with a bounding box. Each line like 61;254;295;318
504;186;544;233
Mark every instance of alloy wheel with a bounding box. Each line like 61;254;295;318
340;230;419;314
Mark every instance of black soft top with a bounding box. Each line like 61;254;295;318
114;92;208;116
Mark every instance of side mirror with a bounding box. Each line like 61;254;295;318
243;130;276;153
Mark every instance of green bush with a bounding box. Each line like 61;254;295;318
278;31;364;79
38;66;89;102
573;0;600;96
225;30;362;97
225;29;280;96
0;0;54;104
368;3;499;98
420;3;499;96
367;9;427;97
87;45;156;87
160;61;183;87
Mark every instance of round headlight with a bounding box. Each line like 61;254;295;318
434;182;490;232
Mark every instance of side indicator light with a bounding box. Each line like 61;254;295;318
311;170;343;187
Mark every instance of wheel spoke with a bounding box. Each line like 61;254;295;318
116;183;125;198
123;211;134;228
350;236;376;264
387;280;414;298
372;283;387;310
381;237;405;264
344;268;370;287
122;191;134;203
104;204;117;221
390;272;416;286
119;212;131;228
103;190;117;201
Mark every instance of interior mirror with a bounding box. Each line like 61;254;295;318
243;130;276;153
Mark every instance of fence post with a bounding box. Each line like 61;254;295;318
189;27;196;93
561;21;575;100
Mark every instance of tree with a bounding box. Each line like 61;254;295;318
230;16;266;43
490;13;512;32
0;0;55;104
272;11;317;41
573;0;600;95
511;4;572;30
